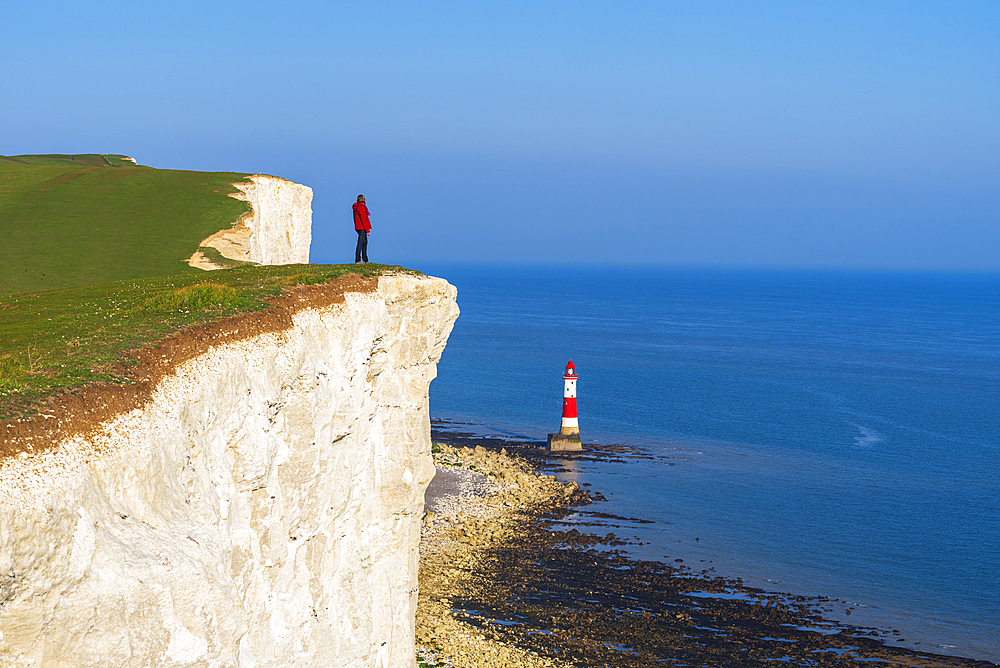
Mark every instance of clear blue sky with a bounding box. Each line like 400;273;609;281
4;1;998;270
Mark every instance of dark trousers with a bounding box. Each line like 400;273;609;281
355;230;368;263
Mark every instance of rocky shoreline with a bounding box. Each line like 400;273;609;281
417;443;586;668
417;436;997;668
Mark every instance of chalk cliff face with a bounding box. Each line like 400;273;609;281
190;175;313;270
0;274;458;668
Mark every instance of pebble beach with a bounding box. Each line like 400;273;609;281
416;442;997;668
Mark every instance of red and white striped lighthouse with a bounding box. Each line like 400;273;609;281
560;360;580;438
548;360;583;451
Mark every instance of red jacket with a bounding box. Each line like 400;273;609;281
353;201;371;232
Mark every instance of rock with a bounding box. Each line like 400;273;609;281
0;274;458;668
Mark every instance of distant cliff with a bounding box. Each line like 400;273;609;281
0;273;458;667
189;175;313;270
0;154;255;294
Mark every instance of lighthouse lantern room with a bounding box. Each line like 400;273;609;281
547;360;584;452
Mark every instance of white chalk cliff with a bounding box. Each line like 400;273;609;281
0;274;459;667
189;175;313;270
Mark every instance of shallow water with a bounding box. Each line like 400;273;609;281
426;265;1000;662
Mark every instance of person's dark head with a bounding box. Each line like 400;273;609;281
357;195;365;203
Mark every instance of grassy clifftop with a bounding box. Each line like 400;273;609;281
0;263;391;423
0;154;411;429
0;154;251;294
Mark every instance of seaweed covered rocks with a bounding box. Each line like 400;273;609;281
416;443;995;668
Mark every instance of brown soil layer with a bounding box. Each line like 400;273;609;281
0;274;379;459
424;423;997;668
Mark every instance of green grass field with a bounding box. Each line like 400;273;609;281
0;154;410;423
0;154;252;294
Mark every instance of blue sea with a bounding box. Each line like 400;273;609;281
425;266;1000;663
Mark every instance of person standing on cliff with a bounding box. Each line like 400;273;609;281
353;194;372;263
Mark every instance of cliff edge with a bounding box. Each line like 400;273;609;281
0;273;458;667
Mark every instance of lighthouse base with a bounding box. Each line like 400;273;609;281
547;433;583;452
